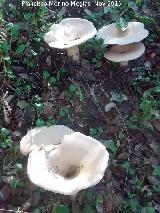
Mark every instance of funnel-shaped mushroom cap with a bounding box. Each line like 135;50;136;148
44;18;97;49
97;22;149;45
20;125;74;156
27;132;109;195
104;42;145;62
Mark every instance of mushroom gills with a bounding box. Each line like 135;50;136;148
104;42;145;62
64;165;83;179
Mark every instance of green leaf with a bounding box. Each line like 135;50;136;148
36;118;45;127
43;70;50;79
83;207;94;213
86;190;94;201
135;179;143;190
69;84;77;93
136;0;142;6
101;140;118;154
33;209;41;213
153;166;160;176
6;68;15;79
34;103;44;111
1;128;10;138
0;41;10;53
98;127;103;134
90;128;98;137
135;15;155;26
49;76;56;85
46;119;56;127
16;44;26;54
59;110;66;117
5;138;13;147
146;207;155;213
122;162;130;169
54;205;70;213
7;23;19;38
15;163;23;170
24;13;33;21
116;18;128;31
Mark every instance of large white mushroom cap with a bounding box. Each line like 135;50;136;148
97;22;149;45
20;125;74;156
44;18;97;49
104;42;145;62
27;131;109;195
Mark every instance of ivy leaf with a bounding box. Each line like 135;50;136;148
135;15;155;26
1;128;10;138
49;76;56;85
34;103;44;111
116;18;128;31
84;207;94;213
69;84;77;93
36;118;45;127
16;44;26;54
136;0;142;6
145;207;155;213
24;13;33;21
7;23;19;39
101;140;118;154
54;205;70;213
153;166;160;176
1;41;10;54
43;70;50;79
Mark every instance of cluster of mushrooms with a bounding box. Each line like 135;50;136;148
20;125;109;196
44;18;149;64
20;18;149;196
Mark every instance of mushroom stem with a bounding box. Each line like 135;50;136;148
120;61;128;67
67;46;80;62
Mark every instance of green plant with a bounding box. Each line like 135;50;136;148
81;38;106;67
121;162;136;175
101;139;118;154
58;106;70;119
128;114;139;130
121;193;142;212
0;128;13;148
90;127;104;138
64;83;84;102
140;83;160;122
32;95;44;112
43;70;57;86
36;117;56;127
54;204;70;213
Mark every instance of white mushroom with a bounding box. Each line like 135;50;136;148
20;125;74;156
96;22;149;45
97;21;149;66
104;42;145;63
21;127;109;195
44;18;97;61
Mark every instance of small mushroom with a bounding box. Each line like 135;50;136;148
20;126;109;195
20;125;74;156
44;18;97;62
96;22;149;45
104;42;145;63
